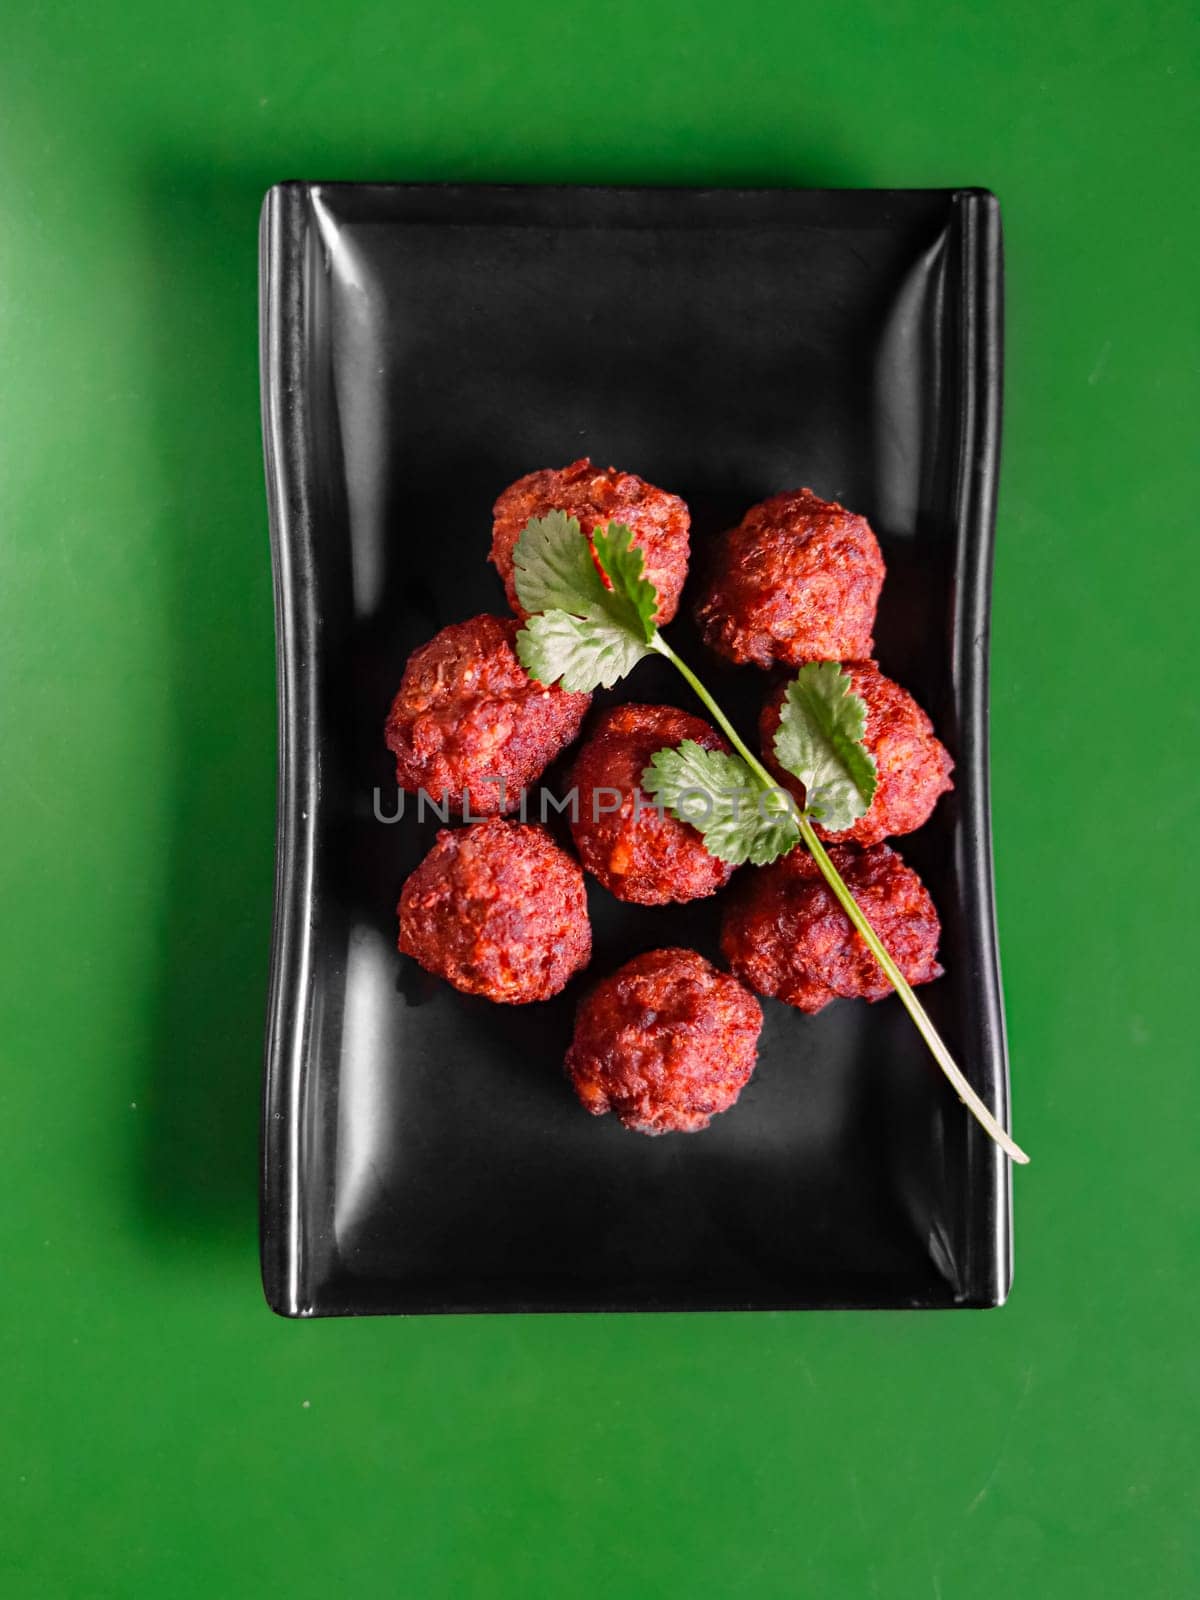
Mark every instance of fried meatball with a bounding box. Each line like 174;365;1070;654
385;614;590;817
567;704;735;905
694;488;885;667
399;819;591;1003
491;457;690;624
565;948;763;1134
721;842;942;1014
759;663;954;847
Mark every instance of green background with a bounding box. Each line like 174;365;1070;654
2;1;1196;1594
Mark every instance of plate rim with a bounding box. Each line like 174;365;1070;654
258;180;1012;1318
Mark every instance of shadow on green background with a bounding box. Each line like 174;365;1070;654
136;166;279;1251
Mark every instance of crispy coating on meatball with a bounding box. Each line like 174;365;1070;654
385;614;590;817
565;948;763;1134
491;458;691;624
567;704;736;905
694;489;885;667
721;843;942;1014
399;819;591;1003
760;662;954;847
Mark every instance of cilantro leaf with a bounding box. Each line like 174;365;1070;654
512;510;610;617
591;522;659;644
772;662;878;832
517;609;653;692
641;740;801;866
513;513;660;692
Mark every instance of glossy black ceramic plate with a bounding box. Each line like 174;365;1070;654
259;183;1012;1316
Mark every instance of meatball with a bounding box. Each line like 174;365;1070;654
399;819;591;1003
565;948;763;1134
759;663;954;847
721;842;942;1014
491;457;690;624
694;488;885;667
567;703;736;905
385;614;590;817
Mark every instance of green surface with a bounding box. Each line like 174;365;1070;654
1;1;1196;1594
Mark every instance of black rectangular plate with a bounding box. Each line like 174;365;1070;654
260;182;1012;1316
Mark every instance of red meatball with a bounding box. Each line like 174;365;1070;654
399;819;591;1003
385;614;590;817
491;458;690;624
759;663;954;847
565;948;763;1134
567;704;735;905
694;488;885;667
721;843;942;1014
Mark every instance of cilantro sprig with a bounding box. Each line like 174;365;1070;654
514;511;1028;1164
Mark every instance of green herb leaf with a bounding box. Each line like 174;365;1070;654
512;510;610;618
513;513;659;691
641;740;801;866
772;663;878;832
590;522;659;644
517;609;654;693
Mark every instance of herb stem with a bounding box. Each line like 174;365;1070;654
798;816;1028;1164
654;634;1028;1165
652;637;782;793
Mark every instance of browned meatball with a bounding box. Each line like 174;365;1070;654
491;457;690;624
567;704;736;905
759;663;954;847
385;614;590;817
399;819;591;1003
721;843;942;1014
565;948;763;1134
695;489;885;667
